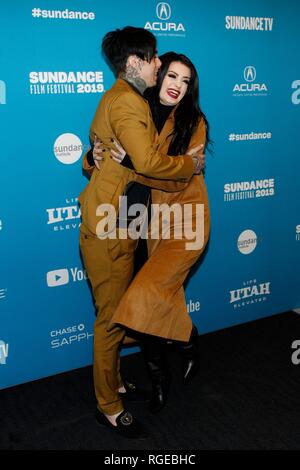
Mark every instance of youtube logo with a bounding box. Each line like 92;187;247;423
47;269;69;287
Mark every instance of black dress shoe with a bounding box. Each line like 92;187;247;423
180;325;200;384
95;408;149;439
149;374;171;414
119;382;151;403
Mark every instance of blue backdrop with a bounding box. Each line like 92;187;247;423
0;0;299;389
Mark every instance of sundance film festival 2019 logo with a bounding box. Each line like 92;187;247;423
144;2;185;37
0;80;6;104
29;71;104;95
233;66;268;97
230;279;271;309
291;80;300;104
46;196;81;232
0;340;9;365
224;178;275;202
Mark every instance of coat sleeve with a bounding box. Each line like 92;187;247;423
133;118;207;191
109;92;194;181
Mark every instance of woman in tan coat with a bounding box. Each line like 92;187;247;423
92;52;210;412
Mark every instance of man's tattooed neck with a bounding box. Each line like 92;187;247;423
120;65;147;95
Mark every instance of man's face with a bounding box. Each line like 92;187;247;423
139;54;162;88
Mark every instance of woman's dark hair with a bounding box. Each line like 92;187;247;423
102;26;157;76
144;52;210;155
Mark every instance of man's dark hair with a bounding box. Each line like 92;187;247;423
102;26;157;76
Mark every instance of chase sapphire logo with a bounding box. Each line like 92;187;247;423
0;80;6;104
244;66;256;82
156;2;171;20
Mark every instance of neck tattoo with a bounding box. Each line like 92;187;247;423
121;65;147;95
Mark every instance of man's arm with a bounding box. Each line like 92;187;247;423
107;92;195;181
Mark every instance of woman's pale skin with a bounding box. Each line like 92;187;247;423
92;61;205;170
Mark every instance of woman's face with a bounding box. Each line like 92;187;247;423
159;61;191;106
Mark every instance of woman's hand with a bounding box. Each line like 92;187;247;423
93;138;104;170
187;144;206;174
109;139;126;163
92;135;126;169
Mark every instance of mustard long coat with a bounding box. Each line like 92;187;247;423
110;111;210;342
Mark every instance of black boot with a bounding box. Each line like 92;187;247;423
179;325;200;384
141;336;171;414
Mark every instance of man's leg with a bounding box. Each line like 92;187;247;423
80;233;135;415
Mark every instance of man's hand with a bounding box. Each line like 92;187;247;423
187;144;206;174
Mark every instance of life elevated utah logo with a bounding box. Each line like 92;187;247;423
233;66;268;97
46;196;81;232
144;2;186;37
230;279;271;309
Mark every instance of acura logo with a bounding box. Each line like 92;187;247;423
156;2;171;20
244;66;256;82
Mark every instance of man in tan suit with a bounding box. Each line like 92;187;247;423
79;26;203;439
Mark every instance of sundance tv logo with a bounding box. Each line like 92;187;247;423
144;2;185;36
225;16;273;31
233;66;268;97
29;71;104;95
54;133;83;165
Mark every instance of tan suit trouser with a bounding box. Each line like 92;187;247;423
80;233;136;415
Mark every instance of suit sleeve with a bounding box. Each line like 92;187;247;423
133;118;206;191
109;92;194;181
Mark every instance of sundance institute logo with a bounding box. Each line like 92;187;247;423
54;133;83;164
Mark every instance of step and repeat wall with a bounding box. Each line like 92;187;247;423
0;0;299;388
